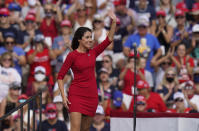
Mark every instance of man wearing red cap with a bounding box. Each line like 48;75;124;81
38;103;68;131
129;80;167;112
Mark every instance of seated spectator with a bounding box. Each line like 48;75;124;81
104;90;127;120
156;0;176;27
180;80;199;112
90;105;110;131
101;55;120;86
40;2;62;42
167;92;193;113
0;82;21;130
157;67;179;108
129;80;167;112
150;10;173;54
52;19;73;78
136;95;147;112
97;68;116;106
26;66;52;96
0;52;21;102
171;44;194;76
123;15;162;73
0;31;26;75
38;103;68;131
119;52;142;109
27;34;55;86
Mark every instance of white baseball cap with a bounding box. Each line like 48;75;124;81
192;24;199;33
53;95;63;103
28;0;36;6
96;105;104;115
34;66;46;74
173;92;184;100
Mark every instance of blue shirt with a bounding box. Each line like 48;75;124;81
124;33;160;73
90;122;110;131
0;46;25;75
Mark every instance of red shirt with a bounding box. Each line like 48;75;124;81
172;56;194;68
57;37;112;97
39;18;58;41
129;92;167;112
123;69;141;95
167;108;191;113
27;48;53;85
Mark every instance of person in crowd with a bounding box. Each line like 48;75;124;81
136;95;147;112
156;67;179;108
156;0;176;27
0;32;26;75
0;52;21;102
52;19;73;78
0;82;21;130
90;105;110;131
171;44;195;76
134;0;156;27
0;8;22;45
21;0;45;22
104;90;127;120
38;103;68;131
179;80;199;112
57;12;116;131
193;67;199;94
101;55;120;86
97;68;116;107
21;13;43;52
53;95;65;121
114;0;135;33
139;57;154;88
123;15;162;73
119;52;143;110
150;10;173;54
26;66;52;96
27;34;55;86
84;1;96;20
129;80;167;112
39;2;62;42
167;92;193;113
190;24;199;61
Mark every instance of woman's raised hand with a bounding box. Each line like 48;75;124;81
108;10;117;23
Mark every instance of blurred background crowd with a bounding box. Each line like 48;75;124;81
0;0;199;130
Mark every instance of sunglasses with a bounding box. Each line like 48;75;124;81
6;41;15;45
157;15;165;18
11;87;21;90
3;58;12;61
85;6;93;9
162;62;171;65
166;73;175;77
94;20;102;23
77;8;86;12
137;101;146;105
103;60;110;63
184;86;193;90
176;16;184;19
175;98;184;102
47;110;56;113
26;20;34;24
138;25;147;29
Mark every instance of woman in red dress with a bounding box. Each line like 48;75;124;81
57;12;116;131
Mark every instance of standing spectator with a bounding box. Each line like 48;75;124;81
0;32;26;75
193;67;199;94
190;24;199;61
27;34;55;86
134;0;156;26
39;2;62;43
156;67;179;108
52;19;73;77
38;103;68;131
150;10;173;54
129;80;167;112
21;0;45;22
53;95;65;121
90;105;110;131
0;52;21;102
123;16;162;73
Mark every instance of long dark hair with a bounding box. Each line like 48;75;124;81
71;27;92;50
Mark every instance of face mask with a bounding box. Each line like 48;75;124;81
46;112;57;120
166;77;174;83
34;73;45;82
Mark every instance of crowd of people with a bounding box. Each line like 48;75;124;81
0;0;199;130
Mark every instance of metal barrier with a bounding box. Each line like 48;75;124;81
0;91;42;131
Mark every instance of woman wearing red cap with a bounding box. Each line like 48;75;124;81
57;11;116;131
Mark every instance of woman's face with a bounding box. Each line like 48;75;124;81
100;72;109;82
175;98;184;109
77;6;86;17
177;45;186;57
157;15;165;24
93;20;103;30
2;54;12;68
10;88;20;98
61;26;70;35
102;56;112;68
25;20;35;30
79;31;93;50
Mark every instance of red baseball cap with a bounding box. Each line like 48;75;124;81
137;80;149;89
156;10;166;17
46;103;57;111
175;9;185;17
25;14;36;21
191;3;199;15
176;2;189;12
137;95;146;102
18;94;28;100
0;8;10;16
61;19;72;27
129;52;140;58
114;0;126;6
